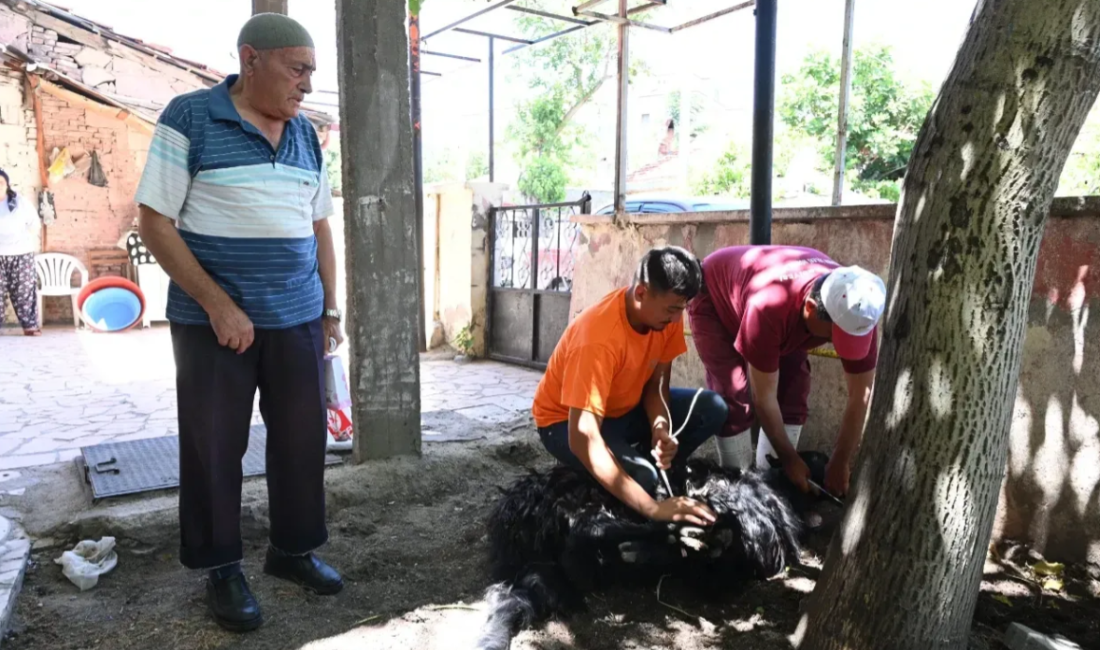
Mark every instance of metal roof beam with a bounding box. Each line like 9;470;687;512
507;6;594;25
422;50;482;62
670;1;755;32
453;27;533;44
575;10;671;33
421;0;521;41
503;23;591;54
629;0;667;13
573;0;611;13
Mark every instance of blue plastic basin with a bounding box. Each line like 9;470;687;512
81;287;142;332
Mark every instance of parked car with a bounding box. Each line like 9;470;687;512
593;195;751;215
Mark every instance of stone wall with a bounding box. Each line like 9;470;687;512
569;200;1100;567
17;7;211;108
425;182;506;356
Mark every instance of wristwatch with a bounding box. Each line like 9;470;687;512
323;308;342;322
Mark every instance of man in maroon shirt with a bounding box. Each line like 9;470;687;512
687;245;886;496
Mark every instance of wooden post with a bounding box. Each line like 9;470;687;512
336;0;422;461
252;0;288;14
831;0;856;206
612;0;630;217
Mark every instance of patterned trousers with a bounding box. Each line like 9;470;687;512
0;253;38;330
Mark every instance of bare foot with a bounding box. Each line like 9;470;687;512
23;329;41;337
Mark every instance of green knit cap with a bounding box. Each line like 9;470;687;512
237;13;315;51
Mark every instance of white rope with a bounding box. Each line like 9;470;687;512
656;374;705;498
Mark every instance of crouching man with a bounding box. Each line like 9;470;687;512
687;245;886;497
532;246;728;526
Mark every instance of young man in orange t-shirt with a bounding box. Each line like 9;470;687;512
532;247;729;526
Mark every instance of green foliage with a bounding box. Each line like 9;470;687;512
506;0;622;203
694;129;805;200
694;142;751;198
668;90;708;137
424;147;458;184
466;150;489;181
1058;116;1100;196
324;147;342;195
453;323;474;356
518;155;568;204
779;44;933;200
408;0;423;17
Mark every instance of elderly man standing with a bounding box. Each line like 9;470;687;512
135;14;342;632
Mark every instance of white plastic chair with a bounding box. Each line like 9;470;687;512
35;253;88;328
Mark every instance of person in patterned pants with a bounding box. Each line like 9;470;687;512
0;169;41;335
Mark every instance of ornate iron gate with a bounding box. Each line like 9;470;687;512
487;194;591;369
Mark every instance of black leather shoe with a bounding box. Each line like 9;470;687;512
206;572;263;633
263;548;344;595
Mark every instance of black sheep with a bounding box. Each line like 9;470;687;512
475;451;835;650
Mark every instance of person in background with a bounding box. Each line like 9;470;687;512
134;14;342;633
687;245;886;497
532;246;729;527
0;169;41;336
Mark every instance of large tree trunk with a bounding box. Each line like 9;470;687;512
798;2;1100;649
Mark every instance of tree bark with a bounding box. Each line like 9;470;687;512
798;2;1100;649
336;0;422;462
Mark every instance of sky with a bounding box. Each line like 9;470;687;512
52;0;981;187
52;0;977;93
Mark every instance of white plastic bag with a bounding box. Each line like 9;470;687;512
54;537;118;591
324;353;352;410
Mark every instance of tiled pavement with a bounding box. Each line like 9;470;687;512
0;512;29;640
0;327;544;471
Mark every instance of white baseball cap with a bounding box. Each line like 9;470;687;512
819;266;887;361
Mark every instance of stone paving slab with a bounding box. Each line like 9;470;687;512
1004;623;1082;650
0;328;544;470
0;514;30;642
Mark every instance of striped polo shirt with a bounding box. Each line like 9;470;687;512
134;74;334;329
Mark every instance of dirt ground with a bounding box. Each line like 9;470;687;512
3;415;1098;650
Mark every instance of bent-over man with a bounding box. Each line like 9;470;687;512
687;245;886;497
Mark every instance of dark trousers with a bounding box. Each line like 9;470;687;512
538;388;728;496
688;293;812;437
172;318;328;570
0;253;38;330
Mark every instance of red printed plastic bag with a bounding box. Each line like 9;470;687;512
325;353;353;452
327;405;353;452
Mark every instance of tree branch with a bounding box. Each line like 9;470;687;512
553;55;613;143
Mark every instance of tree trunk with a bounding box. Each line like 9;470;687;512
798;2;1100;649
336;0;422;462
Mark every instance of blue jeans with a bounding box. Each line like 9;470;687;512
537;388;729;496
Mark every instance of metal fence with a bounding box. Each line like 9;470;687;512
487;194;591;367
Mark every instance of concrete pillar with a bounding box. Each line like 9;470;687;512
252;0;287;14
336;0;422;461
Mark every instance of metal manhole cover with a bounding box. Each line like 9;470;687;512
81;425;342;501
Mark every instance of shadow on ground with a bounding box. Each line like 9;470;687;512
2;414;1097;650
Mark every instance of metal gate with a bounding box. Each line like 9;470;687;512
487;194;591;369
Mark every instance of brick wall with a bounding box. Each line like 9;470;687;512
31;93;152;325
